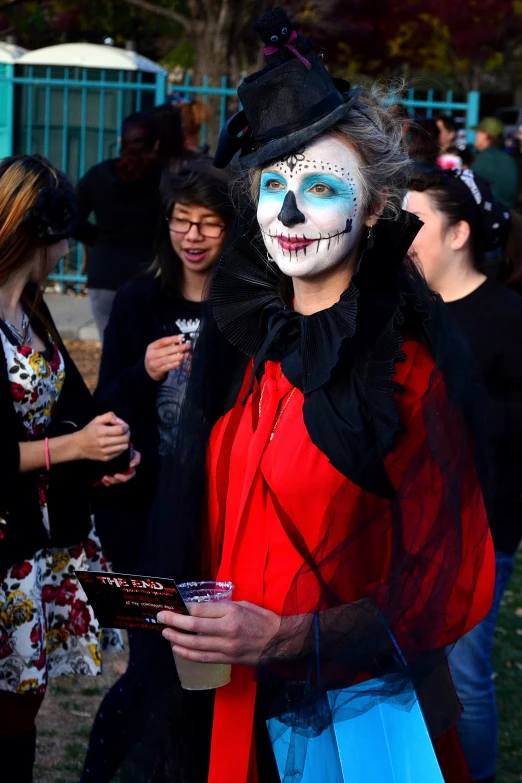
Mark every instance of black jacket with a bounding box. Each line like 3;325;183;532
96;275;176;466
94;275;200;570
0;298;100;572
75;159;163;290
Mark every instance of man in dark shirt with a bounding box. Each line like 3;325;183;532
436;116;457;152
75;113;162;340
472;117;519;209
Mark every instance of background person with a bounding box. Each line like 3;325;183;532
78;160;234;783
92;159;234;574
447;144;474;169
473;117;519;209
75;112;162;340
506;125;522;214
436;116;458;151
150;102;185;176
177;99;212;157
405;117;441;173
406;169;522;783
0;155;138;783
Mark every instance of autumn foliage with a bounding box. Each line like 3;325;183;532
1;0;521;90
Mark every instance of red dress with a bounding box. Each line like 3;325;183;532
205;342;495;783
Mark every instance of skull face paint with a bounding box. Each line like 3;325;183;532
257;135;365;279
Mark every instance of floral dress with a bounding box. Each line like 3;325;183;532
0;329;122;696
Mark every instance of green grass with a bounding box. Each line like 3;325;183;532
72;726;92;739
49;682;71;696
80;685;104;697
493;548;522;782
38;728;58;738
58;700;84;712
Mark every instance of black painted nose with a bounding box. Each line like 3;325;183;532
278;190;305;227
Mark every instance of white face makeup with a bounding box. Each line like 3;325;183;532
257;135;365;279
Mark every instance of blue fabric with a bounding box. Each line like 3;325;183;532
268;676;444;783
449;548;515;781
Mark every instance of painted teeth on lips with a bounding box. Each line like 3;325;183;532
277;235;316;251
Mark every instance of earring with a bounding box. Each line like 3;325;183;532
267;251;274;263
366;225;372;243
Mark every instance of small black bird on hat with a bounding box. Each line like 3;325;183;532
252;7;313;70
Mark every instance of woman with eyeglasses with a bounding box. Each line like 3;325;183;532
93;159;233;575
78;160;234;783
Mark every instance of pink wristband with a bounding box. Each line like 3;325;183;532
44;438;51;472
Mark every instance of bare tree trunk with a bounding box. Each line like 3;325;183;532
188;0;269;151
122;0;269;151
469;61;483;92
190;0;268;81
447;46;476;93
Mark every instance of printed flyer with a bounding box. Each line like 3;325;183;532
75;571;189;632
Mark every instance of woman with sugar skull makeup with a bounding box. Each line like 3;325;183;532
151;8;495;783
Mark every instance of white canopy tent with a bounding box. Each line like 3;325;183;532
0;42;28;63
18;42;165;73
9;41;166;184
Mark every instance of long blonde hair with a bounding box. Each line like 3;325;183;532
0;154;76;338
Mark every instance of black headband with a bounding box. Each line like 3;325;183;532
23;175;79;245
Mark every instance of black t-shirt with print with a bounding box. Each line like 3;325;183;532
95;275;201;570
447;278;522;554
155;298;201;456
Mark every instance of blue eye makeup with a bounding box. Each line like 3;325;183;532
300;173;355;200
260;172;288;203
259;169;358;218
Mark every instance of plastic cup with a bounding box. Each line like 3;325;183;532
174;580;234;691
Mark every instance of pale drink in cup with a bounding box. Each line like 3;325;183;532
174;581;234;690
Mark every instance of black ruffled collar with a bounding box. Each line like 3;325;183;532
212;211;423;395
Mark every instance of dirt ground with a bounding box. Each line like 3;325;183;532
34;340;129;783
35;650;128;783
63;339;101;393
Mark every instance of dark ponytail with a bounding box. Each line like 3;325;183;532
114;112;160;182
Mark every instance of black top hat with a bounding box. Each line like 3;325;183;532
213;7;360;169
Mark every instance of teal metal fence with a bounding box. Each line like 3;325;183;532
168;74;238;150
0;67;480;287
0;63;167;287
400;87;480;144
171;76;481;154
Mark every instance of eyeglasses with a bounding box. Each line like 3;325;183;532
167;217;225;239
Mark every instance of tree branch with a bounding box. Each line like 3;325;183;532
185;0;204;20
0;0;39;10
120;0;191;31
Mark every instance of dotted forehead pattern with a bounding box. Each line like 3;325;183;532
260;146;362;228
271;148;356;186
